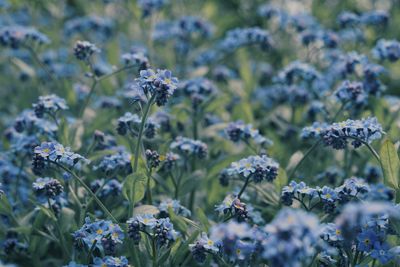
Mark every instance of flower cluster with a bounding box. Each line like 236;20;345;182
32;141;89;174
215;194;248;222
93;150;132;176
92;256;128;267
322;202;400;265
116;112;159;138
334;80;367;107
281;177;382;213
138;0;168;17
262;209;323;267
225;120;272;145
373;39;400;62
226;155;279;182
302;117;383;149
0;26;50;49
73;40;100;62
138;69;178;106
32;94;68;118
170;136;208;159
127;214;178;246
158;198;191;217
32;177;63;199
73;217;124;254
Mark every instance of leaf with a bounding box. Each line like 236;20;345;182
274;168;288;191
122;172;147;205
195;208;210;232
168;208;188;234
380;140;400;189
172;230;200;265
0;195;12;215
59;207;76;232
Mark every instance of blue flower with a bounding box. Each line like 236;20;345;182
64;15;114;40
361;10;389;26
170;136;207;159
357;229;379;252
337;11;360;28
33;177;63;199
373;39;400;62
262;208;322;266
93;150;132;176
158;199;191;217
138;69;178;106
334;80;367;107
73;217;124;252
93;256;128;267
302;117;383;149
121;50;149;69
320;223;343;243
138;0;167;17
220;27;273;52
73;40;100;62
0;26;50;49
32;94;68;118
370;242;393;264
319;186;337;202
189;232;220;263
227;155;279;182
135;214;158;228
215;194;248;222
225;120;272;145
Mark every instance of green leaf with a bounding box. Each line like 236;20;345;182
274;168;288;191
195;208;210;232
59;207;76;232
380;140;400;189
0;195;12;215
122;172;147;205
172;230;200;265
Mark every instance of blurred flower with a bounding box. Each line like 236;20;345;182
73;40;100;62
170;136;207;159
227;155;279;182
372;39;400;62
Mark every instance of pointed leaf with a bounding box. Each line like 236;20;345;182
380;140;399;189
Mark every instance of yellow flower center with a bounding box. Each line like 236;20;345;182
96;229;103;235
207;240;214;246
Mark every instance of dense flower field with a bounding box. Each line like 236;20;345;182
2;0;400;266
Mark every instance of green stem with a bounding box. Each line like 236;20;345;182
133;95;156;173
152;237;157;267
170;173;179;199
146;170;153;204
78;65;135;119
78;78;97;119
87;239;97;264
53;162;118;223
47;199;70;259
352;250;360;267
288;139;322;178
192;108;198;140
237;175;252;199
26;46;57;82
